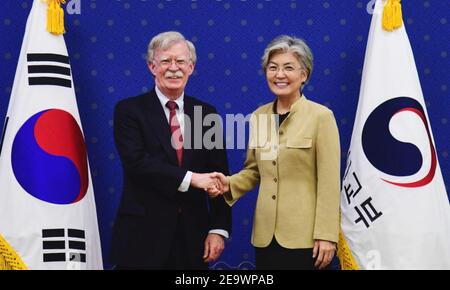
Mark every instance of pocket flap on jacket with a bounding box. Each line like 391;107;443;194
286;138;312;148
249;139;267;148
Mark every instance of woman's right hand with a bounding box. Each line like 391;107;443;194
207;172;230;197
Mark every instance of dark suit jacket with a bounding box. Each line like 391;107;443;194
109;89;231;269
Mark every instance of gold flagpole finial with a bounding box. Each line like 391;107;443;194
382;0;403;31
45;0;66;35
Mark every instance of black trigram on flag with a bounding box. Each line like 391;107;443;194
27;53;72;88
42;228;86;263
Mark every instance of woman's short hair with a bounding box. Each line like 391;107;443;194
261;35;313;83
147;31;197;65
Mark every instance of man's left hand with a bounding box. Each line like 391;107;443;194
203;233;225;263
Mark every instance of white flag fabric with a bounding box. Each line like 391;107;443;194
0;0;103;270
339;0;450;270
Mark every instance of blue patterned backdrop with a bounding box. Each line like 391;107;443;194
0;0;448;269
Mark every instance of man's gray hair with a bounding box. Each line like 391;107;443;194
147;31;197;64
261;35;313;83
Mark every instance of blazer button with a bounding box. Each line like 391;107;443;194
279;130;284;135
272;195;276;200
273;178;277;183
272;161;276;166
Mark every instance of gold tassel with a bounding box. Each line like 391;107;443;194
392;0;403;29
382;0;403;31
45;0;66;35
337;231;360;270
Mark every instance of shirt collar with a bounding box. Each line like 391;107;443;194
271;94;307;114
155;86;184;111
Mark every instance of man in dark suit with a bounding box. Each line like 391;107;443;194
109;31;231;269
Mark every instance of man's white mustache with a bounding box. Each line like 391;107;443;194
165;71;184;78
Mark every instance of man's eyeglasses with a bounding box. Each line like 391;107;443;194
155;57;190;68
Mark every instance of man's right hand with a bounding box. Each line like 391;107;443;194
207;172;230;197
191;173;221;192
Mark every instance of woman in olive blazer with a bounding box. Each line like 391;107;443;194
211;35;341;270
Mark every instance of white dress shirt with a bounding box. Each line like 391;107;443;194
155;86;228;238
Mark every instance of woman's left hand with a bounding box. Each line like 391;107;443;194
313;240;336;269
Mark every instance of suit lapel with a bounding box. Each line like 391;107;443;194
144;90;179;166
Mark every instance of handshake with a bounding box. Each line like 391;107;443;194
191;172;230;198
